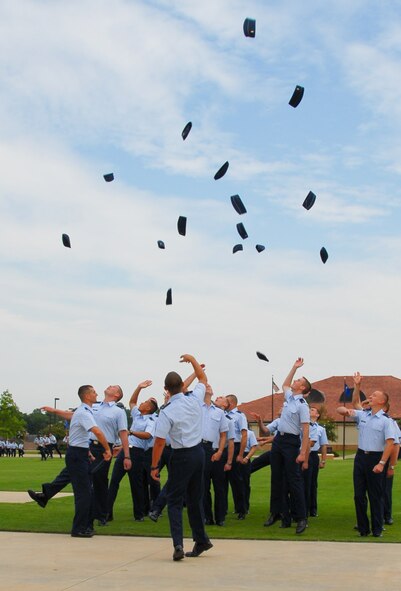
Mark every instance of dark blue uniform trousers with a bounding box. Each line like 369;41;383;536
152;445;172;515
270;433;306;520
166;443;209;548
226;442;247;515
65;446;93;535
250;450;271;473
308;451;320;515
353;449;386;535
42;466;71;500
107;447;146;520
203;442;226;523
89;441;113;522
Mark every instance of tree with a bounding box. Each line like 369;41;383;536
0;390;26;439
22;408;50;435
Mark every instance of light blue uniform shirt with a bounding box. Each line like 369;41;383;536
69;403;97;448
245;429;258;453
277;388;310;435
201;403;228;443
129;407;156;450
90;401;128;444
392;419;401;444
266;418;280;435
226;408;248;443
311;424;329;452
155;383;206;449
353;409;395;451
213;417;235;449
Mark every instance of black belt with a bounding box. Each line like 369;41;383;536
91;440;114;448
202;440;213;445
357;448;382;455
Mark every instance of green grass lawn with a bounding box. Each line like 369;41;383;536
0;456;400;542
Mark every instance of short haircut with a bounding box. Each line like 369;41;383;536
311;406;320;418
78;385;93;401
301;377;312;395
149;398;158;413
115;385;123;399
226;394;238;407
164;371;183;395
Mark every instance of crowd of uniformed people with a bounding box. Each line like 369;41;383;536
24;355;400;560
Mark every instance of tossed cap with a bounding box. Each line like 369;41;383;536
289;85;304;108
236;222;248;240
255;244;265;253
214;161;229;180
177;216;187;236
256;351;269;362
302;191;316;210
320;247;329;264
181;122;192;140
103;172;114;182
243;18;256;38
157;240;165;249
231;194;247;215
62;234;71;248
166;288;172;305
233;244;243;254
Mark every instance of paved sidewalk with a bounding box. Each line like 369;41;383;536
1;531;400;591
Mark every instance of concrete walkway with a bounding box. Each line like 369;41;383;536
1;531;400;591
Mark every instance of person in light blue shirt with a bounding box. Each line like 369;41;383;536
107;380;157;522
241;429;258;512
151;354;212;562
266;358;311;534
338;374;395;537
66;385;111;538
308;407;329;517
226;395;248;520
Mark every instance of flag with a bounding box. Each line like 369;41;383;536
272;380;279;393
343;380;352;402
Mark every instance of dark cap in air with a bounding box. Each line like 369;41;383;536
289;85;304;108
103;173;114;182
236;222;248;239
302;191;316;210
243;18;256;38
62;234;71;248
256;351;269;362
231;194;247;215
177;216;187;236
320;247;329;264
181;122;192;140
233;244;243;254
255;244;265;253
157;240;165;249
166;288;172;305
214;161;229;180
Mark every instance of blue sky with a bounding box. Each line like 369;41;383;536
1;0;401;413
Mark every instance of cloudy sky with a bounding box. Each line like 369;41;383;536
1;0;401;413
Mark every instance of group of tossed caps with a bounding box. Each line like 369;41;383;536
61;16;329;302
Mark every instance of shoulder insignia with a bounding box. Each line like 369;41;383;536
299;398;306;404
149;417;154;421
162;402;171;409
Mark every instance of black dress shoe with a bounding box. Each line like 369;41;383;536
264;513;280;527
173;545;185;561
372;533;383;537
237;513;245;520
309;512;318;517
215;521;225;526
279;521;291;528
27;489;47;508
385;518;394;525
71;531;94;538
134;517;144;522
148;510;160;522
97;519;108;526
185;541;213;557
296;519;307;534
204;519;215;525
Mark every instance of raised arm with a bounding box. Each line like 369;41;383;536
282;358;304;391
249;412;269;436
41;406;73;421
129;380;152;410
180;354;207;385
337;406;355;417
352;372;363;410
182;364;205;392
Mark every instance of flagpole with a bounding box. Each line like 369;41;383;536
271;375;274;421
342;377;346;460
